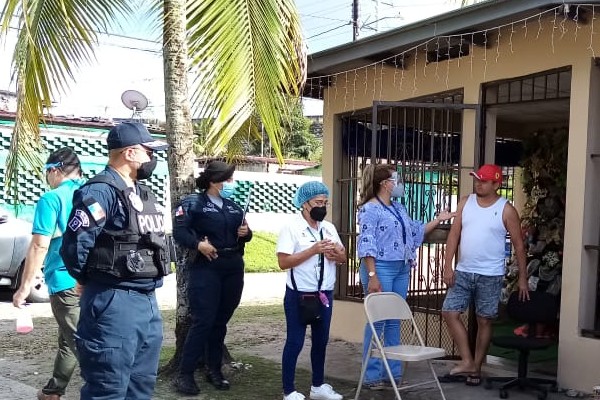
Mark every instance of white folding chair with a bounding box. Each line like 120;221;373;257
354;292;447;400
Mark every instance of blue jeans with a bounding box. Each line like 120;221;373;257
76;284;163;400
359;259;410;385
282;286;333;395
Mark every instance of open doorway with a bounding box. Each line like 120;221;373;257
482;67;571;370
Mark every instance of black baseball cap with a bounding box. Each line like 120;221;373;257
107;122;168;151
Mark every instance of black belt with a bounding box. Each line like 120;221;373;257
216;246;240;256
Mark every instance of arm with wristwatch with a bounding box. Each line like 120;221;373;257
364;256;382;293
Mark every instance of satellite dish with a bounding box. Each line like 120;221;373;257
121;90;148;120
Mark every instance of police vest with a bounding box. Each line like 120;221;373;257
85;175;171;280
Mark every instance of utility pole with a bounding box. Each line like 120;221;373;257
352;0;359;41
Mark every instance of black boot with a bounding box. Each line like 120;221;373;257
205;369;230;390
176;373;200;395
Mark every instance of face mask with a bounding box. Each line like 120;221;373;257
309;206;327;222
389;171;405;198
136;156;157;180
391;183;405;198
219;181;236;199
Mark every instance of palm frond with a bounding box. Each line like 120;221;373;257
187;0;306;164
0;0;132;202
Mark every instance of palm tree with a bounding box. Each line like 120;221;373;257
1;0;305;375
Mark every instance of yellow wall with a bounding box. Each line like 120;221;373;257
320;15;600;392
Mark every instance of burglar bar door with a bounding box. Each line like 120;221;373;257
338;98;480;355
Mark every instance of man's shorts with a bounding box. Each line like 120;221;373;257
442;270;504;318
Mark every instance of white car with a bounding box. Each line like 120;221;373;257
0;207;49;302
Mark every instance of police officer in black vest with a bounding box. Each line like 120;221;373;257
173;161;252;395
60;122;170;399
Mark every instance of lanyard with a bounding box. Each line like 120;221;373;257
376;196;407;245
290;227;325;292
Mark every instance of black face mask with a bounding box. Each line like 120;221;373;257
136;156;157;180
309;206;327;222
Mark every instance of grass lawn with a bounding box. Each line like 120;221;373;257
244;231;280;273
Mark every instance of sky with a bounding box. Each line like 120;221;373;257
0;0;464;119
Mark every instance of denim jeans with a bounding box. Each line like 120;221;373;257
359;259;410;385
282;286;333;395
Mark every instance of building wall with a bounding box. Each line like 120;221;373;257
320;14;600;392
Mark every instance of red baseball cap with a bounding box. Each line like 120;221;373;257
470;164;502;183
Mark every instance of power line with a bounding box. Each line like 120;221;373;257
300;13;350;23
307;23;350;40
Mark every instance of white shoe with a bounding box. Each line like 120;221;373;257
284;391;306;400
310;383;343;400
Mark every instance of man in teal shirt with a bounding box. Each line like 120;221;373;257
13;147;84;400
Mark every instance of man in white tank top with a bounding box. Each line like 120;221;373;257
440;164;529;386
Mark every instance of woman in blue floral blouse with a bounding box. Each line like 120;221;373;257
357;163;454;389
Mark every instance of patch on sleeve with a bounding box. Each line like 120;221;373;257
68;209;90;231
175;205;184;217
86;201;106;222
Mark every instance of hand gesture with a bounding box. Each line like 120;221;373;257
324;243;343;261
12;287;30;308
437;209;456;222
198;237;218;261
311;239;334;256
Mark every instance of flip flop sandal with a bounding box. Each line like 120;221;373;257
465;374;482;386
438;373;468;383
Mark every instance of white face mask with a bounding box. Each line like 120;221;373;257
389;172;405;198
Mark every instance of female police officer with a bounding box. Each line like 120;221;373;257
173;160;252;395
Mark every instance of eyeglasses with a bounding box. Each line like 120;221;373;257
123;146;153;157
309;200;330;207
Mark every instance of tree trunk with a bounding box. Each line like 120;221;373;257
160;0;196;377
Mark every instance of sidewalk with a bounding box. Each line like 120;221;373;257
0;372;38;399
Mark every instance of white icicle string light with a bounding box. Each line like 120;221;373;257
400;53;406;92
509;23;515;53
446;36;452;89
379;62;384;100
435;37;441;82
304;4;596;113
372;64;377;101
413;47;419;95
496;27;501;63
353;69;358;112
560;5;569;38
551;8;558;53
344;71;348;110
574;5;581;42
483;30;488;80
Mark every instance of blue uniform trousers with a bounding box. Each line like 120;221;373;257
76;284;163;400
179;255;244;374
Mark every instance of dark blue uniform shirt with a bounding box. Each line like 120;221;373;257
60;167;163;291
173;192;252;262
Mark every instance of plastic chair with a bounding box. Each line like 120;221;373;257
354;292;447;400
485;291;558;400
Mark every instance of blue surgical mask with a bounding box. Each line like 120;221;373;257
391;183;405;198
219;181;236;199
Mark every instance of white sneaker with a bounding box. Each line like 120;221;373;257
310;383;343;400
284;391;306;400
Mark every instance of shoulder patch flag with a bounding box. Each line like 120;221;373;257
175;205;185;217
87;202;106;222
